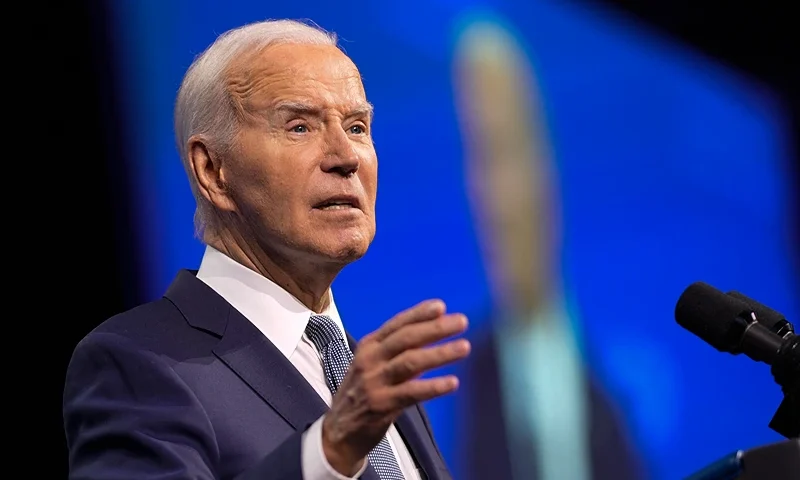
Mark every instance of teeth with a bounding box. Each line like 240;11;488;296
320;203;352;210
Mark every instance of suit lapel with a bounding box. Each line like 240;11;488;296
166;271;381;480
165;270;329;431
395;407;446;480
216;314;387;480
167;271;444;480
213;306;330;430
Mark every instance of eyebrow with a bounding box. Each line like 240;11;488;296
271;101;374;121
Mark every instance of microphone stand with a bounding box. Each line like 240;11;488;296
769;334;800;439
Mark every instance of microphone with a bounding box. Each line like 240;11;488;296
674;281;799;439
727;290;795;339
675;281;786;364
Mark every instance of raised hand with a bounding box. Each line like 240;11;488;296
322;299;470;475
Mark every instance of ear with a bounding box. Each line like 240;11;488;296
187;135;237;213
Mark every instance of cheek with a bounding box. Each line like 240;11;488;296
229;158;272;201
226;169;290;227
229;136;295;210
360;155;379;197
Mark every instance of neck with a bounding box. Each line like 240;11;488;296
206;228;340;313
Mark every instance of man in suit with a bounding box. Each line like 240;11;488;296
452;20;643;480
63;19;469;480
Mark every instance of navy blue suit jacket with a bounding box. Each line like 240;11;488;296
63;270;451;480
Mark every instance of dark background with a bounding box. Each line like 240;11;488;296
45;0;797;476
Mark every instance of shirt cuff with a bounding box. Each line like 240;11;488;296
301;415;368;480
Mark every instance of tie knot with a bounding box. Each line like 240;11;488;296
305;314;345;351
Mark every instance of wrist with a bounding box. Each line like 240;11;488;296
321;416;363;476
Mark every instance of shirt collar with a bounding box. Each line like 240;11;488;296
196;245;346;359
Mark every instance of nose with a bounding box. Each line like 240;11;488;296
320;127;360;177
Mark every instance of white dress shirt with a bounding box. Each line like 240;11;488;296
197;246;422;480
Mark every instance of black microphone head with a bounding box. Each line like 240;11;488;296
726;290;794;337
675;281;754;353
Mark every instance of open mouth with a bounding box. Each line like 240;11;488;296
313;195;361;211
317;202;354;210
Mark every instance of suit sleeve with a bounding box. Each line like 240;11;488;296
63;332;305;480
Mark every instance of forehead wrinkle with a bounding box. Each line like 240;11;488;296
225;63;291;122
224;46;369;122
269;100;374;123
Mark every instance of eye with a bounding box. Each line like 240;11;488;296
348;124;366;135
290;124;308;133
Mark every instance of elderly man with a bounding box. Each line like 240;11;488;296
63;19;468;480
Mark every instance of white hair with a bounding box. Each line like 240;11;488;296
174;19;339;238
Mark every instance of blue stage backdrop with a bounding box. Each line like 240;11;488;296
108;1;798;478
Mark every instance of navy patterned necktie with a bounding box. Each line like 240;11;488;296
306;315;405;480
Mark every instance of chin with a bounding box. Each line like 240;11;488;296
330;247;367;264
323;229;373;264
329;239;371;263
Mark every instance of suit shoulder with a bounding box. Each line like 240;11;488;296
74;297;204;359
92;296;181;336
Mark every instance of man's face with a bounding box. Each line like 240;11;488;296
222;43;377;265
